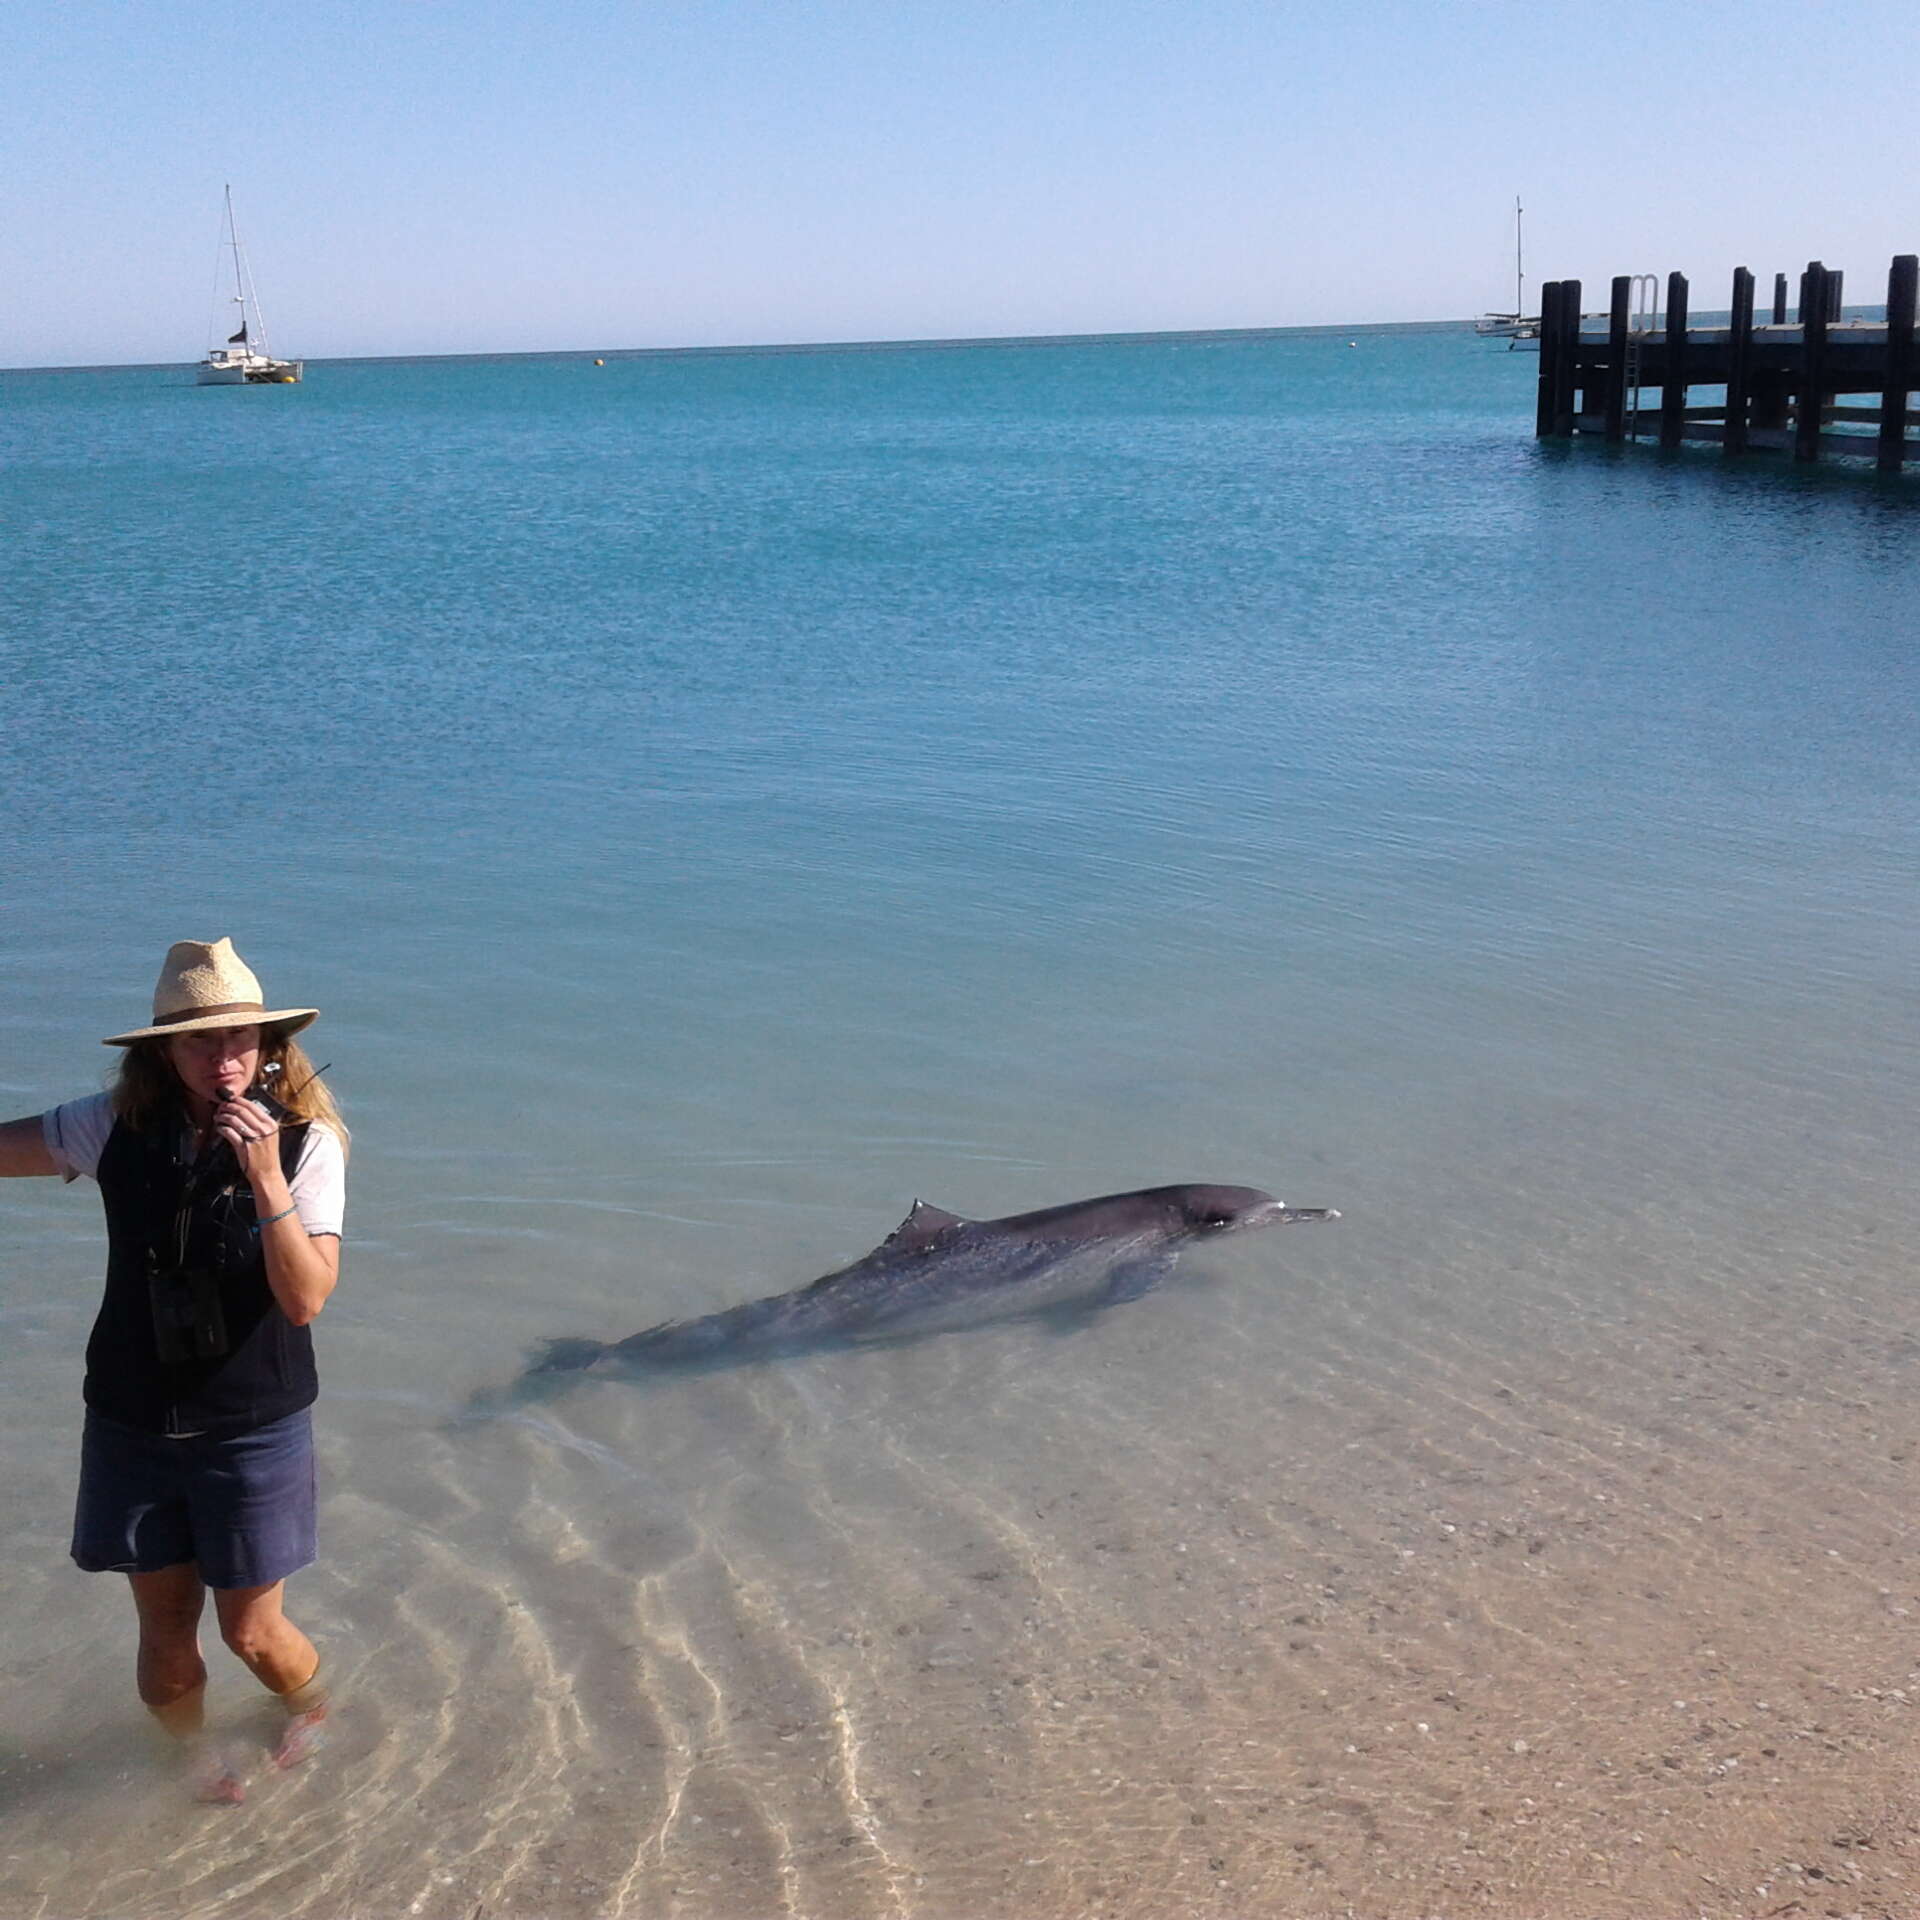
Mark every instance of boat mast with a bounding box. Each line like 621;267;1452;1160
1514;196;1525;318
223;185;247;345
223;184;272;360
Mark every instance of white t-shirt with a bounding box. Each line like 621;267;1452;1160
42;1091;347;1238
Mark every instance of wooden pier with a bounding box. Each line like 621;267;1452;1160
1536;254;1919;471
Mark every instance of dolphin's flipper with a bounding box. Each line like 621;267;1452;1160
1033;1253;1178;1337
1095;1251;1179;1306
527;1336;609;1374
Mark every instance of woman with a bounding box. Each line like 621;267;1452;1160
0;938;347;1803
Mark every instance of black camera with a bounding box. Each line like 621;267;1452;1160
147;1071;290;1364
147;1257;231;1364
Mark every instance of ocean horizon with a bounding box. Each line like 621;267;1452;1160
6;312;1475;377
13;298;1898;380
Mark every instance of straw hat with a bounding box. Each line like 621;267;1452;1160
103;938;319;1047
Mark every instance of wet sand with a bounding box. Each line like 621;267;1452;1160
6;1183;1920;1920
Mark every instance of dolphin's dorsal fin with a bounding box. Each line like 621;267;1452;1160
882;1199;966;1254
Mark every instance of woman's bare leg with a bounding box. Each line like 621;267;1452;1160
214;1581;327;1766
128;1566;241;1803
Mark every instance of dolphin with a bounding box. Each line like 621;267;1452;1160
525;1184;1338;1380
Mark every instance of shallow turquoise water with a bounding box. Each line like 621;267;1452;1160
4;332;1920;1915
6;334;1916;1190
6;335;1917;1257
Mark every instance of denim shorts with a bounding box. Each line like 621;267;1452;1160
71;1407;318;1591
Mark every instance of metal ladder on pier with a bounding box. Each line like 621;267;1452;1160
1623;275;1659;438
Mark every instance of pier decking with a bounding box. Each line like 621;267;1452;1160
1536;255;1918;471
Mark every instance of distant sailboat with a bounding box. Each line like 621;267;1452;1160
1474;197;1540;346
197;186;302;385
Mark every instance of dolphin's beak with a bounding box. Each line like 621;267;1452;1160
1228;1197;1291;1231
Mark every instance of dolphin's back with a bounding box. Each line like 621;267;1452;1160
609;1271;871;1362
589;1209;1123;1367
608;1215;1045;1360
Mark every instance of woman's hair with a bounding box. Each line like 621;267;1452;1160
111;1028;350;1157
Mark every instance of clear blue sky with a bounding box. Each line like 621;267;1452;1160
4;0;1915;366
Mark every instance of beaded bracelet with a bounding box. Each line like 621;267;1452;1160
254;1204;299;1233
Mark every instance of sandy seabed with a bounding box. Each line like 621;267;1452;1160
5;1200;1920;1920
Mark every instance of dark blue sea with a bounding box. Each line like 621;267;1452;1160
4;331;1919;1917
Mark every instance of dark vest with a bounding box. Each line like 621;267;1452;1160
86;1111;318;1437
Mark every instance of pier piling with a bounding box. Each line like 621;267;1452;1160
1724;267;1754;458
1660;272;1690;448
1549;277;1579;435
1535;281;1561;438
1604;276;1631;442
1879;255;1917;474
1795;263;1830;461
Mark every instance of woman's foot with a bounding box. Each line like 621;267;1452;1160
188;1747;246;1804
272;1704;328;1770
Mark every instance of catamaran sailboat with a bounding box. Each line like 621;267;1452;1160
1474;197;1540;345
197;186;302;385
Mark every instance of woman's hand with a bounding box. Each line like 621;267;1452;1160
211;1096;283;1185
212;1095;340;1324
